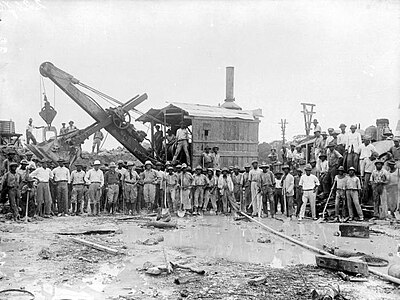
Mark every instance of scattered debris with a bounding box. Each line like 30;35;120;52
57;227;120;235
146;221;178;229
170;262;205;275
137;236;165;245
248;275;267;286
146;267;163;276
38;247;53;259
70;237;122;255
174;275;201;285
339;224;369;238
257;236;272;244
315;255;369;276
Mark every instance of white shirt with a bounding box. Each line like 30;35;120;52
337;132;347;146
117;167;129;179
26;124;34;133
27;160;36;169
30;167;53;183
293;150;304;160
52;166;71;183
319;160;329;173
358;143;376;159
176;128;189;141
71;170;86;185
345;131;362;151
84;168;104;187
299;174;320;190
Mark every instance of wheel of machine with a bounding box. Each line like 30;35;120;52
112;110;131;130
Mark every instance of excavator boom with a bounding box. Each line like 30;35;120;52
38;62;157;164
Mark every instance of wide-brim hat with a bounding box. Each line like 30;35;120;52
167;166;174;170
304;164;312;171
321;131;327;135
387;160;396;166
20;159;29;165
127;161;135;167
93;160;101;165
181;163;187;168
9;162;18;168
57;158;65;163
109;162;117;168
222;167;229;173
275;171;283;175
156;162;163;166
25;151;33;156
69;121;74;124
281;164;290;170
350;125;357;129
175;164;182;169
244;165;251;169
195;165;202;170
204;145;211;150
117;160;124;165
339;123;347;128
296;168;303;173
327;142;336;147
374;160;384;165
144;160;153;166
75;162;83;167
251;160;258;165
233;165;239;170
212;146;219;150
348;167;356;171
260;162;269;168
337;166;345;171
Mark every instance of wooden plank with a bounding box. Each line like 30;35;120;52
71;237;121;255
339;224;369;238
58;228;119;235
315;255;369;276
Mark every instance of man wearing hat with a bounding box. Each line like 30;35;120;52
164;165;178;212
286;144;296;168
178;163;194;212
26;118;42;145
70;162;86;215
92;130;104;154
281;164;294;218
154;162;165;210
337;124;347;152
104;162;121;214
318;153;329;196
30;159;54;217
1;162;22;220
343;125;362;173
332;166;347;221
389;138;400;169
345;167;364;221
280;144;288;164
268;148;278;166
17;159;30;181
217;167;235;213
172;122;191;165
242;165;252;212
326;142;343;187
231;166;243;205
24;151;36;170
140;161;158;212
248;160;263;217
385;160;399;217
313;130;324;173
20;176;36;219
123;161;140;214
312;119;321;133
66;120;77;133
116;160;129;212
135;165;145;212
153;125;163;157
193;165;208;214
59;122;67;135
201;146;213;169
298;163;320;220
1;149;16;176
52;159;71;216
211;146;221;170
260;162;275;218
370;159;389;219
358;136;376;177
84;160;104;215
294;168;303;217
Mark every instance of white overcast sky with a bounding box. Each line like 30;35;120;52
0;0;399;151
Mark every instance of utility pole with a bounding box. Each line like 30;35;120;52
300;103;316;136
279;119;288;145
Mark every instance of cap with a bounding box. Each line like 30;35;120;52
215;168;221;172
109;162;117;168
337;166;345;171
304;164;312;171
348;167;356;171
233;165;239;170
127;161;135;166
144;160;153;166
327;128;334;132
57;158;65;163
222;167;229;173
290;143;296;147
25;151;33;156
339;123;347;128
117;160;124;165
62;122;66;125
313;119;318;123
75;162;83;167
207;168;214;172
20;159;29;165
69;120;74;124
93;160;101;165
204;145;211;150
281;164;290;170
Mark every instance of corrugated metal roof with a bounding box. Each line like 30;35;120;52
169;102;259;120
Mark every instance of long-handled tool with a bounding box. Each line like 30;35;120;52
161;180;169;215
316;181;336;223
24;190;30;223
177;173;185;218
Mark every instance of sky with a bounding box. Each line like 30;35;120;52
0;0;399;151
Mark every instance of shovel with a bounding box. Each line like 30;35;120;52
161;180;169;215
25;190;30;223
177;174;185;218
316;183;335;223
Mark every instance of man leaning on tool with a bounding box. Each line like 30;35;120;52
52;158;71;216
84;160;104;215
298;163;320;220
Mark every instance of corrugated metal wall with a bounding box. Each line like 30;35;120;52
191;117;259;168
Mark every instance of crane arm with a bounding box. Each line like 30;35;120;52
39;62;158;164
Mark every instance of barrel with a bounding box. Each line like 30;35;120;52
0;120;15;134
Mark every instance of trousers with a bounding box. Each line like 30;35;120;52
346;190;363;219
166;186;176;211
173;140;190;164
107;184;119;204
56;182;69;214
250;182;262;215
204;189;217;211
300;190;316;218
88;183;101;204
335;190;346;217
262;186;275;217
193;187;204;207
37;182;52;215
143;183;156;204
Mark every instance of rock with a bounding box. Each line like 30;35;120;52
180;289;189;297
145;267;162;276
38;247;53;259
142;261;155;270
257;237;271;244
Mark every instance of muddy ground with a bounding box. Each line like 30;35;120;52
1;214;400;300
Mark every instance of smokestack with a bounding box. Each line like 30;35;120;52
222;66;242;110
226;66;234;101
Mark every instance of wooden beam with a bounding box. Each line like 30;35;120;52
70;237;121;255
315;255;369;276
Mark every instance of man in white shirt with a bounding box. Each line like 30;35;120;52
313;119;322;134
70;162;86;215
172;122;191;165
30;160;54;217
248;160;263;217
344;125;362;173
337;123;347;155
52;159;71;216
358;136;376;177
298;164;320;220
26;118;42;145
84;160;104;215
